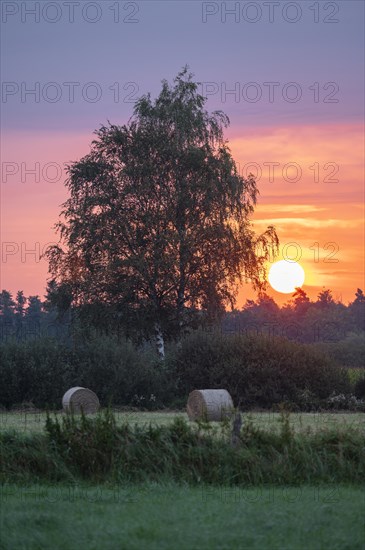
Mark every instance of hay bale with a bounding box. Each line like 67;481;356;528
62;386;100;414
187;389;234;421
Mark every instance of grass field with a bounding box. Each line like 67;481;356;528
1;409;364;434
1;483;364;550
1;410;364;549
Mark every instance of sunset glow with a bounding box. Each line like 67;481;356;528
1;1;364;309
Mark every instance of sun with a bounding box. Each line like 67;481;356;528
268;260;305;294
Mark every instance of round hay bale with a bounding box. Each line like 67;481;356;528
62;387;100;414
187;389;234;422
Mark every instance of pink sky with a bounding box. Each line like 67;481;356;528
1;122;364;307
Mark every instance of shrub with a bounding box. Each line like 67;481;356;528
325;392;365;412
0;336;174;410
316;333;365;368
0;330;354;411
354;375;365;399
0;339;73;409
72;335;174;409
168;330;351;409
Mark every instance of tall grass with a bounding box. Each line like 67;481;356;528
1;409;364;485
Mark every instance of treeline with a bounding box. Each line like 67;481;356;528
0;289;70;342
223;288;365;342
223;288;365;369
1;287;364;366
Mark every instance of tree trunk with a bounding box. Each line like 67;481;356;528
176;285;185;351
154;321;165;360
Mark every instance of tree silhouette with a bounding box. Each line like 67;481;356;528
353;288;365;304
26;296;43;337
316;288;334;308
0;290;15;320
349;288;365;331
46;68;278;357
291;287;310;314
14;290;26;339
0;290;15;339
15;291;26;317
256;292;279;314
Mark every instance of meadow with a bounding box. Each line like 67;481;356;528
1;407;364;549
1;483;364;550
1;409;364;434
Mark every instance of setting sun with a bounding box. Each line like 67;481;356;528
268;260;305;294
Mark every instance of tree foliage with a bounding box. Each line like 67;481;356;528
46;68;278;350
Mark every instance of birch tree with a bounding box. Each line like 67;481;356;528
46;67;278;358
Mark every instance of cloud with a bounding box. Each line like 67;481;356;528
253;218;363;229
257;205;327;213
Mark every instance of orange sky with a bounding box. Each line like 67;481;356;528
1;122;364;307
230;123;364;306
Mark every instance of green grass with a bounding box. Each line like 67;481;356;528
1;411;364;548
1;411;364;486
1;409;364;434
0;483;363;550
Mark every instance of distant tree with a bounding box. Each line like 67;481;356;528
14;290;27;339
25;296;43;337
26;295;43;318
0;290;15;319
290;287;311;314
0;290;16;340
353;288;365;304
44;280;72;316
15;290;26;317
300;289;348;342
46;67;278;357
228;292;280;337
243;299;256;310
349;288;365;331
251;292;280;335
316;288;334;308
256;292;279;314
43;280;75;341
